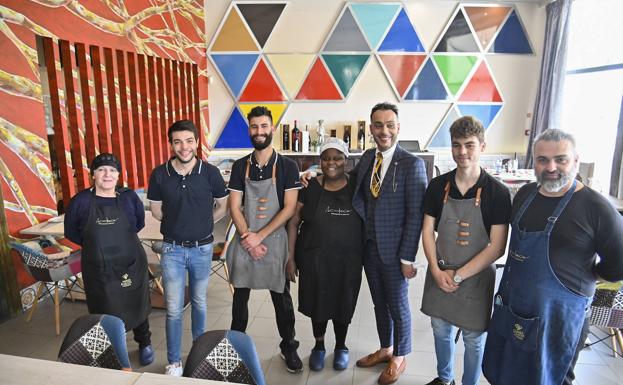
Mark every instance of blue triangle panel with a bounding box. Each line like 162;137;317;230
404;59;448;100
429;107;460;148
489;10;532;54
378;8;425;52
215;108;252;148
212;54;259;97
457;104;503;129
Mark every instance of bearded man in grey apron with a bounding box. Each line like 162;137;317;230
420;117;511;385
226;106;303;373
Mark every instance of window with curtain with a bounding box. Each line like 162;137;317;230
559;0;623;193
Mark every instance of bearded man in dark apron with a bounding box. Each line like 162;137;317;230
420;117;511;385
226;106;303;373
64;153;153;368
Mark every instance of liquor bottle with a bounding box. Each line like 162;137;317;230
330;129;337;138
282;124;290;151
357;120;366;151
343;125;351;149
291;120;301;152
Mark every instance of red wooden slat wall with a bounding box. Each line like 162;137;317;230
39;36;200;209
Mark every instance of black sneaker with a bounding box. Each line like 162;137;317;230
280;349;303;373
425;378;455;385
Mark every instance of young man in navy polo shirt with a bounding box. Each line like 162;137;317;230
148;120;229;376
226;106;303;373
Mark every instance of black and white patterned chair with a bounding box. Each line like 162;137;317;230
589;282;623;356
184;329;265;385
58;314;131;370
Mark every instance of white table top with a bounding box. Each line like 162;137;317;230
0;354;224;385
20;210;163;241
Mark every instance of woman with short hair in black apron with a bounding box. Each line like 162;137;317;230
286;138;364;372
64;153;153;369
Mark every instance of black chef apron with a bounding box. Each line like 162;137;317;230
81;190;151;331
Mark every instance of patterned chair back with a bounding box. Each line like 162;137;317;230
184;329;266;385
10;239;81;282
589;282;623;329
58;314;130;369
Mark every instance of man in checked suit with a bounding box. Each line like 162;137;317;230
353;102;428;384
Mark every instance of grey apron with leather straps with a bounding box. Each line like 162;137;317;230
421;181;495;332
226;158;289;293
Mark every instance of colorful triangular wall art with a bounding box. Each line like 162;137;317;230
463;6;512;51
211;54;259;98
323;7;370;52
350;3;400;50
210;6;258;51
239;58;286;102
488;10;533;54
296;57;342;100
458;61;502;102
239;103;289;127
378;54;426;98
215;107;252;149
432;54;478;96
322;54;370;98
427;106;460;148
404;57;449;101
266;54;315;99
457;104;503;129
378;8;425;52
237;3;286;48
434;8;480;53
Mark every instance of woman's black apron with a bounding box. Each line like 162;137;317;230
81;191;151;331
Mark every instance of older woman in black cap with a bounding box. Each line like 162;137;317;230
286;138;364;372
64;153;153;368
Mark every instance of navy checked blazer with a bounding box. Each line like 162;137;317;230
352;145;428;264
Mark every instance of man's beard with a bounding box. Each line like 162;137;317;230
175;152;195;164
251;133;272;150
537;165;577;193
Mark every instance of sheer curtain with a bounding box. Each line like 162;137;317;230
525;0;573;168
610;96;623;198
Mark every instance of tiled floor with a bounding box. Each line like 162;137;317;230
2;219;622;384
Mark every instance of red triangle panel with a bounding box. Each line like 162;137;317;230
379;54;426;97
458;62;502;102
239;58;286;102
295;58;342;100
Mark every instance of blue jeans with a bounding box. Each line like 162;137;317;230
161;242;212;364
431;317;485;385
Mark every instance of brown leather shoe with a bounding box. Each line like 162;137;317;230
378;358;406;385
355;350;392;368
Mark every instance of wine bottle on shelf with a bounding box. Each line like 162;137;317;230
343;125;351;149
291;120;301;152
282;124;290;151
357;120;366;151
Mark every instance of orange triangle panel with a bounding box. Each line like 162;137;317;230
295;58;342;100
379;54;426;98
211;8;258;51
239;58;286;102
459;62;502;102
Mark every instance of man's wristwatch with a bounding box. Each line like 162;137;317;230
453;273;463;284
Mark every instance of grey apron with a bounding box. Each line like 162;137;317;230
226;158;288;293
421;181;495;332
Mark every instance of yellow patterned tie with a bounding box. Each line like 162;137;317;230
371;152;383;198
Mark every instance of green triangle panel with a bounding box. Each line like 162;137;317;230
350;3;400;50
428;107;460;148
434;8;480;52
322;54;370;98
432;55;478;95
323;7;370;52
237;3;286;48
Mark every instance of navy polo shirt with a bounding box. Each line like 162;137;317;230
147;157;228;241
228;150;301;209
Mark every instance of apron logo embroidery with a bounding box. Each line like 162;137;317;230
509;250;529;262
121;273;132;288
96;217;119;225
513;323;525;341
324;205;352;216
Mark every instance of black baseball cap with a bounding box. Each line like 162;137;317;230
90;153;121;175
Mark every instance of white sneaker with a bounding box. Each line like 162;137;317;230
165;362;183;377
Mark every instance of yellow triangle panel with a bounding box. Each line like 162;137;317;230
239;103;289;126
266;54;315;98
211;7;258;51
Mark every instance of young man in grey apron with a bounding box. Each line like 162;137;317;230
226;106;303;373
482;129;623;385
420;117;511;385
